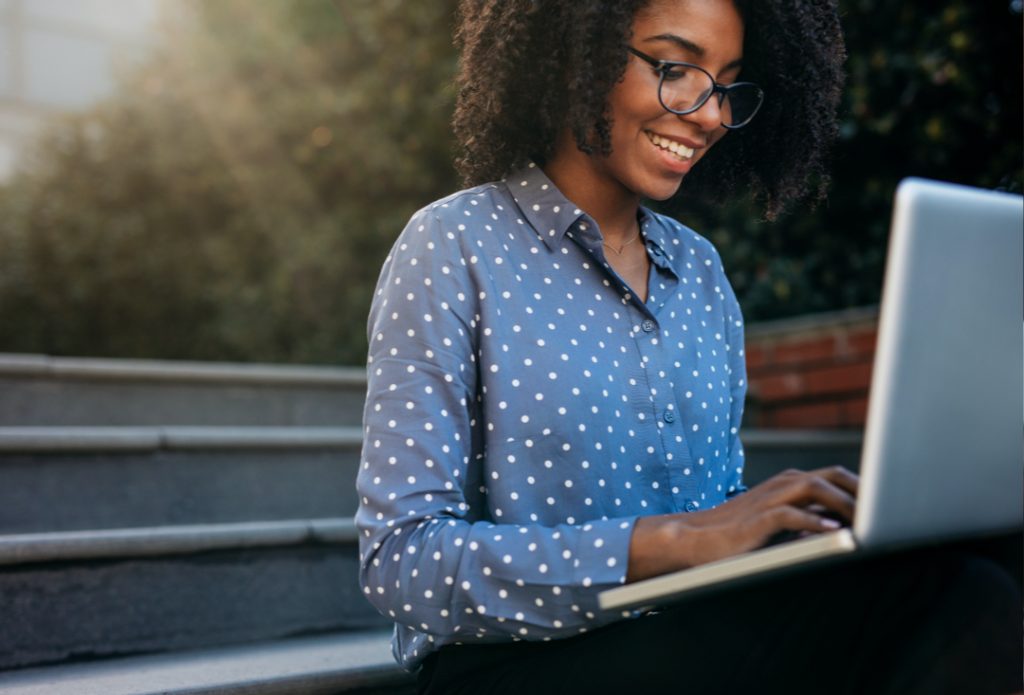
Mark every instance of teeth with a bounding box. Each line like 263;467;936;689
648;132;694;160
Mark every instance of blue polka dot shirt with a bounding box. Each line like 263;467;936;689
356;162;748;670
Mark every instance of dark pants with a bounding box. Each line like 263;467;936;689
418;540;1022;694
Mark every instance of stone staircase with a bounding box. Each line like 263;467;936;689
0;353;413;693
0;353;861;693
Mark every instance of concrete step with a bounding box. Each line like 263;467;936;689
0;354;367;427
0;352;863;683
0;519;389;670
0;426;861;671
0;426;860;534
0;632;414;694
0;427;362;533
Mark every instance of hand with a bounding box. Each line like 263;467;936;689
627;466;859;583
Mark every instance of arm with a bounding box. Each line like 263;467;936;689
356;208;633;642
626;248;858;584
626;466;858;581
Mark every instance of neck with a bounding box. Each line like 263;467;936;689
542;134;641;246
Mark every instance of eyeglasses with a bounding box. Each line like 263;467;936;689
627;47;764;129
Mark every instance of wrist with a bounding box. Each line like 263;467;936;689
626;513;696;583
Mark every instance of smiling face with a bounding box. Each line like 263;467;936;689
563;0;746;204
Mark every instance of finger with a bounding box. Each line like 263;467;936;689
784;474;857;524
760;466;858;496
746;468;857;521
804;503;848;528
809;465;860;497
763;505;843;536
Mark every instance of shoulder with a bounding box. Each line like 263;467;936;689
406;181;514;234
378;180;521;294
385;181;514;261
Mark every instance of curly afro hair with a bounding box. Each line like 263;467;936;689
452;0;846;220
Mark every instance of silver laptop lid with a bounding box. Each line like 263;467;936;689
855;178;1024;546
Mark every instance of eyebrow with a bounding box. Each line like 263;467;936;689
643;33;743;70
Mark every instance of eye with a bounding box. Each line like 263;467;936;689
659;64;690;82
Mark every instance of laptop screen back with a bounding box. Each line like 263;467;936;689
855;178;1024;547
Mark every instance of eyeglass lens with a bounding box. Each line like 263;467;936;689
659;66;760;127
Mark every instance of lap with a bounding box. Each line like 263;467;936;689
419;544;1022;695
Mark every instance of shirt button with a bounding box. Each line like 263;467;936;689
684;501;698;513
641;319;656;332
662;410;675;423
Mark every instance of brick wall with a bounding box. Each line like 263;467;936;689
744;307;878;430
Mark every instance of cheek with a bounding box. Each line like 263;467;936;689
608;76;661;135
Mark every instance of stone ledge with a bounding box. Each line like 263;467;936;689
0;353;366;386
0;426;363;452
0;518;358;566
744;306;879;339
741;429;863;448
0;426;859;453
0;632;412;695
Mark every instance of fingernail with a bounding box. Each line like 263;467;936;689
820;518;841;529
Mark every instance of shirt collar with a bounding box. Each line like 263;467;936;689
504;161;673;270
505;162;586;250
638;207;673;271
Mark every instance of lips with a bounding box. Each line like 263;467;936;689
645;131;696;161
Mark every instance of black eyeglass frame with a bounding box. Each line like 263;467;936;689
627;46;764;130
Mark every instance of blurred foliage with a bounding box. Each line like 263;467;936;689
659;0;1023;319
0;0;1020;364
0;0;461;364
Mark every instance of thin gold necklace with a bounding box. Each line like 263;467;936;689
602;227;641;256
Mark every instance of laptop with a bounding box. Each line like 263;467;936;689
599;178;1024;611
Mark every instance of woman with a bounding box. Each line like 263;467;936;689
356;1;1021;692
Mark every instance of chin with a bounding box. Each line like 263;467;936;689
645;185;683;202
640;175;687;202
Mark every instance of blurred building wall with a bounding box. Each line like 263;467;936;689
0;0;159;179
745;307;878;429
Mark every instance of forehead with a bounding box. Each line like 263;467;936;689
634;0;744;61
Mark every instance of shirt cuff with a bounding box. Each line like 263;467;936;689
571;516;638;594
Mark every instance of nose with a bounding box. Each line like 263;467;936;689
680;92;724;134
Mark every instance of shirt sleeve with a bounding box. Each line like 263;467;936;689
355;206;636;644
722;267;748;498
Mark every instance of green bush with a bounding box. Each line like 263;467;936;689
661;1;1023;319
0;0;1019;364
0;0;461;365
